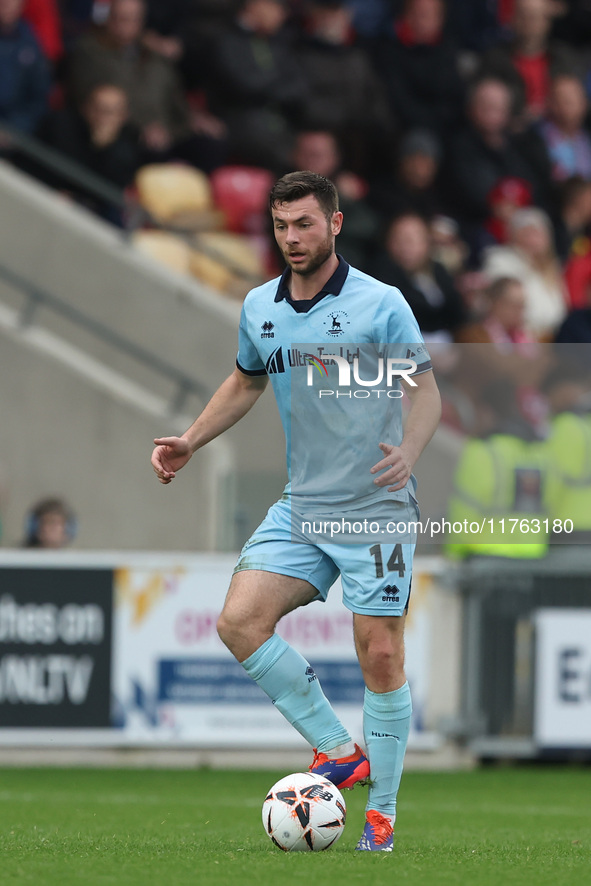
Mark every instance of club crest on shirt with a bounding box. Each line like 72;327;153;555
324;310;350;336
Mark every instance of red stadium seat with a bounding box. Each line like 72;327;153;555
210;166;274;235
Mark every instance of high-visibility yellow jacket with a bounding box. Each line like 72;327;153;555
545;411;591;533
446;433;549;559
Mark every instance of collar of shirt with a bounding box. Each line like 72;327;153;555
274;254;350;312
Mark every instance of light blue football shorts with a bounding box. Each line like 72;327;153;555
233;496;418;617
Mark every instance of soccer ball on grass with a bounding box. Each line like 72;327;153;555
262;771;346;852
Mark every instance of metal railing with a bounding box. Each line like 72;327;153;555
0;262;211;416
1;122;263;284
1;122;129;211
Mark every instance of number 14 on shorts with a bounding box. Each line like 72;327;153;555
369;544;406;578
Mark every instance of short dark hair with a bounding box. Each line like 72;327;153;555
269;171;339;220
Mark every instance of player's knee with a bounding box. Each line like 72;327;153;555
364;633;399;662
217;606;274;661
216;608;240;650
357;629;405;687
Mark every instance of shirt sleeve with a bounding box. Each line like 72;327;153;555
236;302;267;376
374;288;432;374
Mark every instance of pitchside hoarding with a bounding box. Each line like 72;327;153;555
0;567;112;726
534;609;591;748
0;553;444;747
112;556;440;748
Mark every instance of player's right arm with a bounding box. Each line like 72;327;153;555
151;368;268;484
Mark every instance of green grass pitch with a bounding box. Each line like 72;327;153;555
0;766;589;886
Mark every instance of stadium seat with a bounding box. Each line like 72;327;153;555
189;232;265;297
135;164;221;230
210;165;274;234
132;230;192;275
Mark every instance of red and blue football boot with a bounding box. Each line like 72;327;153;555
309;743;370;790
355;810;394;852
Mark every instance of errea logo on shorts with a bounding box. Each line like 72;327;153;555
305;354;417;399
381;585;400;602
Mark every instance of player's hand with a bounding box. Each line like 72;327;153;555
151;436;192;484
370;442;412;492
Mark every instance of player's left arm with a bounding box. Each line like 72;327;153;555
371;369;441;492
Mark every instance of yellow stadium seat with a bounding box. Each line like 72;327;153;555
132;230;192;275
190;232;265;297
135;164;218;228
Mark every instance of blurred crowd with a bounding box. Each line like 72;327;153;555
3;0;591;360
3;1;591;554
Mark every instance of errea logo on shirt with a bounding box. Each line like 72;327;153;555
261;321;275;339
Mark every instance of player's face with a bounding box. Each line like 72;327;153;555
272;195;342;277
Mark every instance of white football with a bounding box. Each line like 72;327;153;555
262;771;346;852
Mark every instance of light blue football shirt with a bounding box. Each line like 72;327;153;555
237;256;432;511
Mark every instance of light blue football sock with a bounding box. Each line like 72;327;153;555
364;681;412;817
242;633;351;753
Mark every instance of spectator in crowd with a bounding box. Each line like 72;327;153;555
369;128;445;221
446;0;510;54
142;1;186;63
447;276;551;432
60;0;106;48
295;0;393;174
371;0;464;137
22;498;77;549
565;251;591;311
430;214;469;276
370;212;466;340
446;77;549;243
554;174;591;261
556;176;591;309
291;129;379;269
483;206;568;339
143;0;238;89
0;0;51;135
555;306;591;341
550;0;591;46
538;74;591;182
23;0;63;63
457;275;535;344
204;0;307;171
455;268;491;319
345;0;394;38
144;0;246;91
37;83;140;222
67;0;187;150
145;0;238;33
479;0;579;124
67;0;226;170
484;175;533;245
